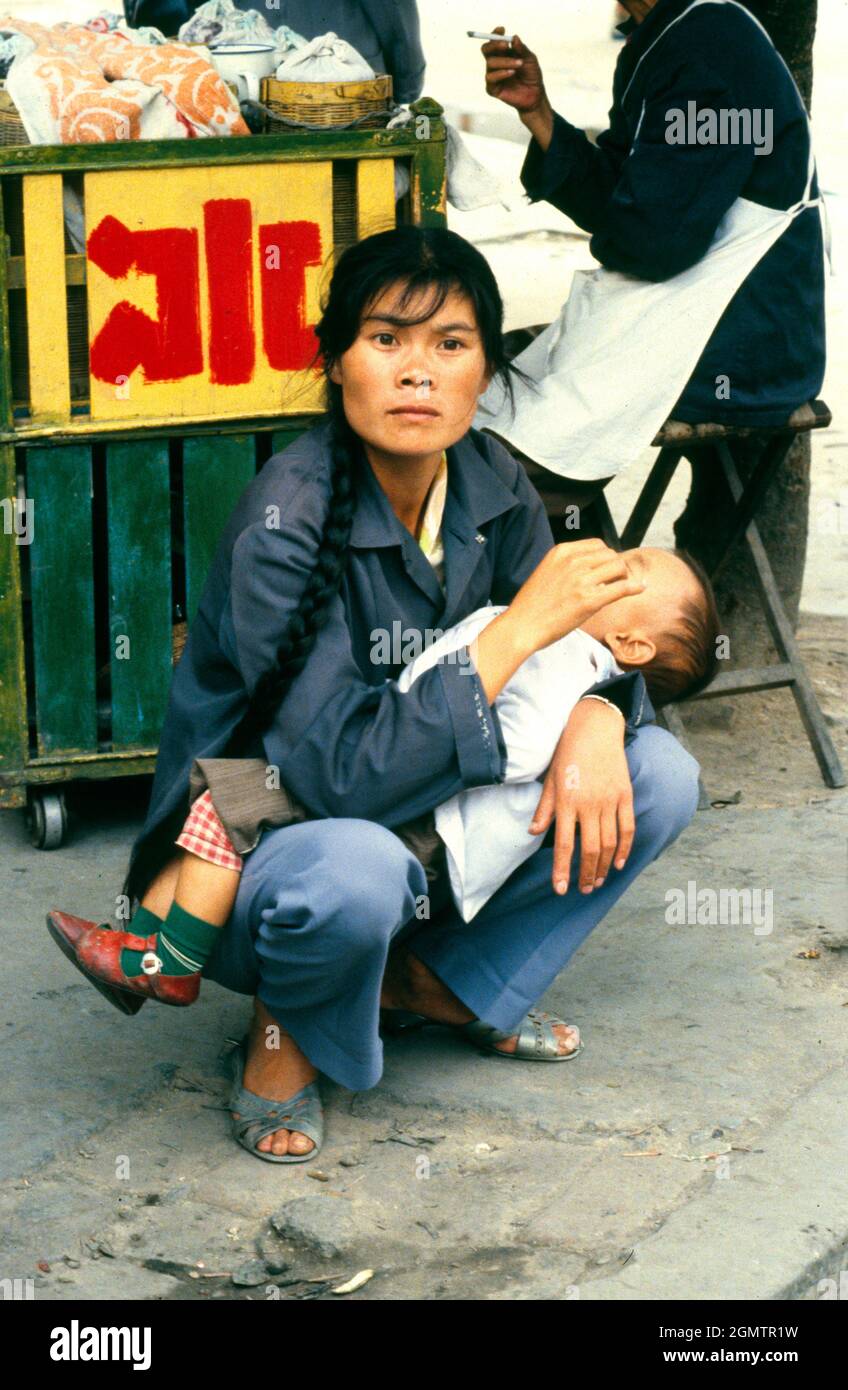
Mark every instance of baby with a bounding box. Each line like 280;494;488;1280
398;544;719;919
47;546;719;1010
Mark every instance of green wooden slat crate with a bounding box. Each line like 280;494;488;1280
183;435;256;627
106;439;172;748
270;427;309;457
27;444;97;755
0;443;28;783
0;106;447;810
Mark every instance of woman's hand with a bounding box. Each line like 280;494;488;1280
471;540;644;707
529;698;635;896
508;538;645;654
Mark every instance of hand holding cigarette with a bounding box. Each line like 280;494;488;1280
480;25;554;149
481;26;547;118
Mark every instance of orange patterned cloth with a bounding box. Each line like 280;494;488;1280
1;17;249;143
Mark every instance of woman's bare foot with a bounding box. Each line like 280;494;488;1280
237;1000;318;1157
381;950;580;1056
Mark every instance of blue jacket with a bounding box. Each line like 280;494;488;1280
520;0;826;425
129;419;652;874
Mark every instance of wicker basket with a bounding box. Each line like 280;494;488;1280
0;83;29;146
260;73;392;131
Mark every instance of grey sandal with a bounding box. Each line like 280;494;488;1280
460;1007;584;1062
382;1006;583;1062
227;1037;323;1164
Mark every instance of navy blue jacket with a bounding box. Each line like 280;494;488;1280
129;420;651;875
520;0;826;425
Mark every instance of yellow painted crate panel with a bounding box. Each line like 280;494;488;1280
83;161;334;425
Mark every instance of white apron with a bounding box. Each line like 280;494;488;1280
473;0;828;482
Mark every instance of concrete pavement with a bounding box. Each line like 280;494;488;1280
2;777;846;1301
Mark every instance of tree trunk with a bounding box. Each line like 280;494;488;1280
673;0;819;659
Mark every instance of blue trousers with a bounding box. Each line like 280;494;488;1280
204;724;700;1091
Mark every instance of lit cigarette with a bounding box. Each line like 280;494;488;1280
468;31;517;44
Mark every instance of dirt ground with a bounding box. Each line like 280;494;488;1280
676;612;848;807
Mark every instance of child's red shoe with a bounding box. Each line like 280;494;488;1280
45;910;201;1012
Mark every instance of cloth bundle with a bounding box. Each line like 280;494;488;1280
274;31;376;83
178;0;304;57
85;11;167;46
0;28;33;77
386;106;509;212
1;16;248;142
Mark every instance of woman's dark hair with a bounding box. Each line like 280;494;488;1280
122;225;524;908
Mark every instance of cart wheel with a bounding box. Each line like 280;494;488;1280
27;791;68;850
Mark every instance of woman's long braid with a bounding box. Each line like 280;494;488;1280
122;403;359;909
226;403;358;755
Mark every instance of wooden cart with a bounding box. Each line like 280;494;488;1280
0;99;447;845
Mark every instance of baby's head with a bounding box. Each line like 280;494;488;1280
581;547;721;707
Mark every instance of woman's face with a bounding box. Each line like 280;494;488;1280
328;281;492;457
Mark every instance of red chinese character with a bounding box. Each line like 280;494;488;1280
204;199;255;386
87;215;203;384
259;220;322;372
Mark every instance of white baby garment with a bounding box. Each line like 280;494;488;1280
396;606;621;921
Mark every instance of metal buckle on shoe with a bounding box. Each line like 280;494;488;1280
140;950;163;976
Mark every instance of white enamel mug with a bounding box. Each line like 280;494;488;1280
209;44;277;102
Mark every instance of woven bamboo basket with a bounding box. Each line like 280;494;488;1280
260;73;392;131
0;83;29;146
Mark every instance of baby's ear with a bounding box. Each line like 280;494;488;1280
606;631;656;667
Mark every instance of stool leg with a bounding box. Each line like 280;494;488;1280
620;447;684;549
717;450;846;789
709;435;795;582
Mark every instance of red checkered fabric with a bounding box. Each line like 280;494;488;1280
175;788;243;871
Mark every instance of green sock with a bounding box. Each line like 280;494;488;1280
129;905;163;937
121;902;221;978
121;905;163;978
